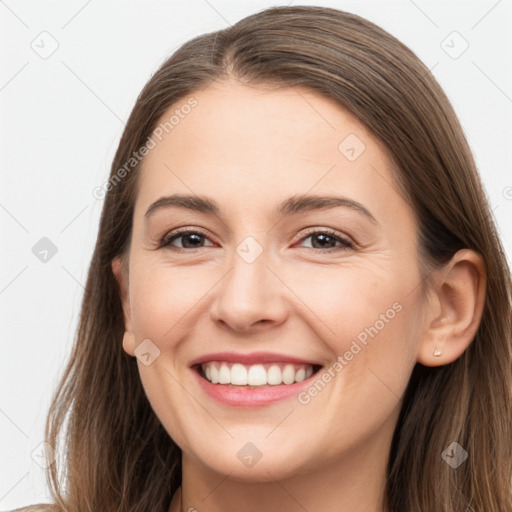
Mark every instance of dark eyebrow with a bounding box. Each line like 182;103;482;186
276;194;377;223
145;194;220;218
145;193;377;224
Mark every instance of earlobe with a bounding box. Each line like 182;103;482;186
417;249;486;367
122;331;137;357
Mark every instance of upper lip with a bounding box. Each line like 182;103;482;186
189;351;323;367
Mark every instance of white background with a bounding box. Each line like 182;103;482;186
1;0;511;508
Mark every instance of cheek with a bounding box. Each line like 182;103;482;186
287;260;423;393
129;261;215;341
291;271;421;454
129;253;422;364
284;262;406;343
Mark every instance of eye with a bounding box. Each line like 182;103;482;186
296;229;354;252
158;228;354;252
159;229;214;250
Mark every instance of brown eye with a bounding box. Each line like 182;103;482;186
158;228;354;252
298;229;354;251
160;230;214;250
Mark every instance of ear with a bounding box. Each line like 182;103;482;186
112;256;136;357
416;249;486;367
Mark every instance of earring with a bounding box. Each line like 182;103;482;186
433;347;442;357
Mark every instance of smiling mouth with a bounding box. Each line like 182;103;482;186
194;361;323;387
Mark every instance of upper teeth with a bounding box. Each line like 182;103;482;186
202;361;314;386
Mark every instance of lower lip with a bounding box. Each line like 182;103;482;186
192;367;318;407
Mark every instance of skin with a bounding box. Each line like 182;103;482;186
112;80;486;512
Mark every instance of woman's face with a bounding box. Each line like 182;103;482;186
114;81;430;482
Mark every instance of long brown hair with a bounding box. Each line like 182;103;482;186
35;6;512;511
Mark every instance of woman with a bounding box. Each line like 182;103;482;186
13;5;511;512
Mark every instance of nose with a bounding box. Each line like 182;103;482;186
210;241;289;333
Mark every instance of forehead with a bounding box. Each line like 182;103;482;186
135;81;403;219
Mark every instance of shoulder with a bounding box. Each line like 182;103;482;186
7;505;57;512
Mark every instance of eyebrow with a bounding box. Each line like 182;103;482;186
144;193;377;224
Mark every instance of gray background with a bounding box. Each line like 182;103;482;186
1;0;511;508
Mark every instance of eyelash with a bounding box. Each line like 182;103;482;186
158;227;355;253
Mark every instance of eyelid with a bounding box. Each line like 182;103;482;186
159;225;356;252
294;226;355;249
158;227;215;249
